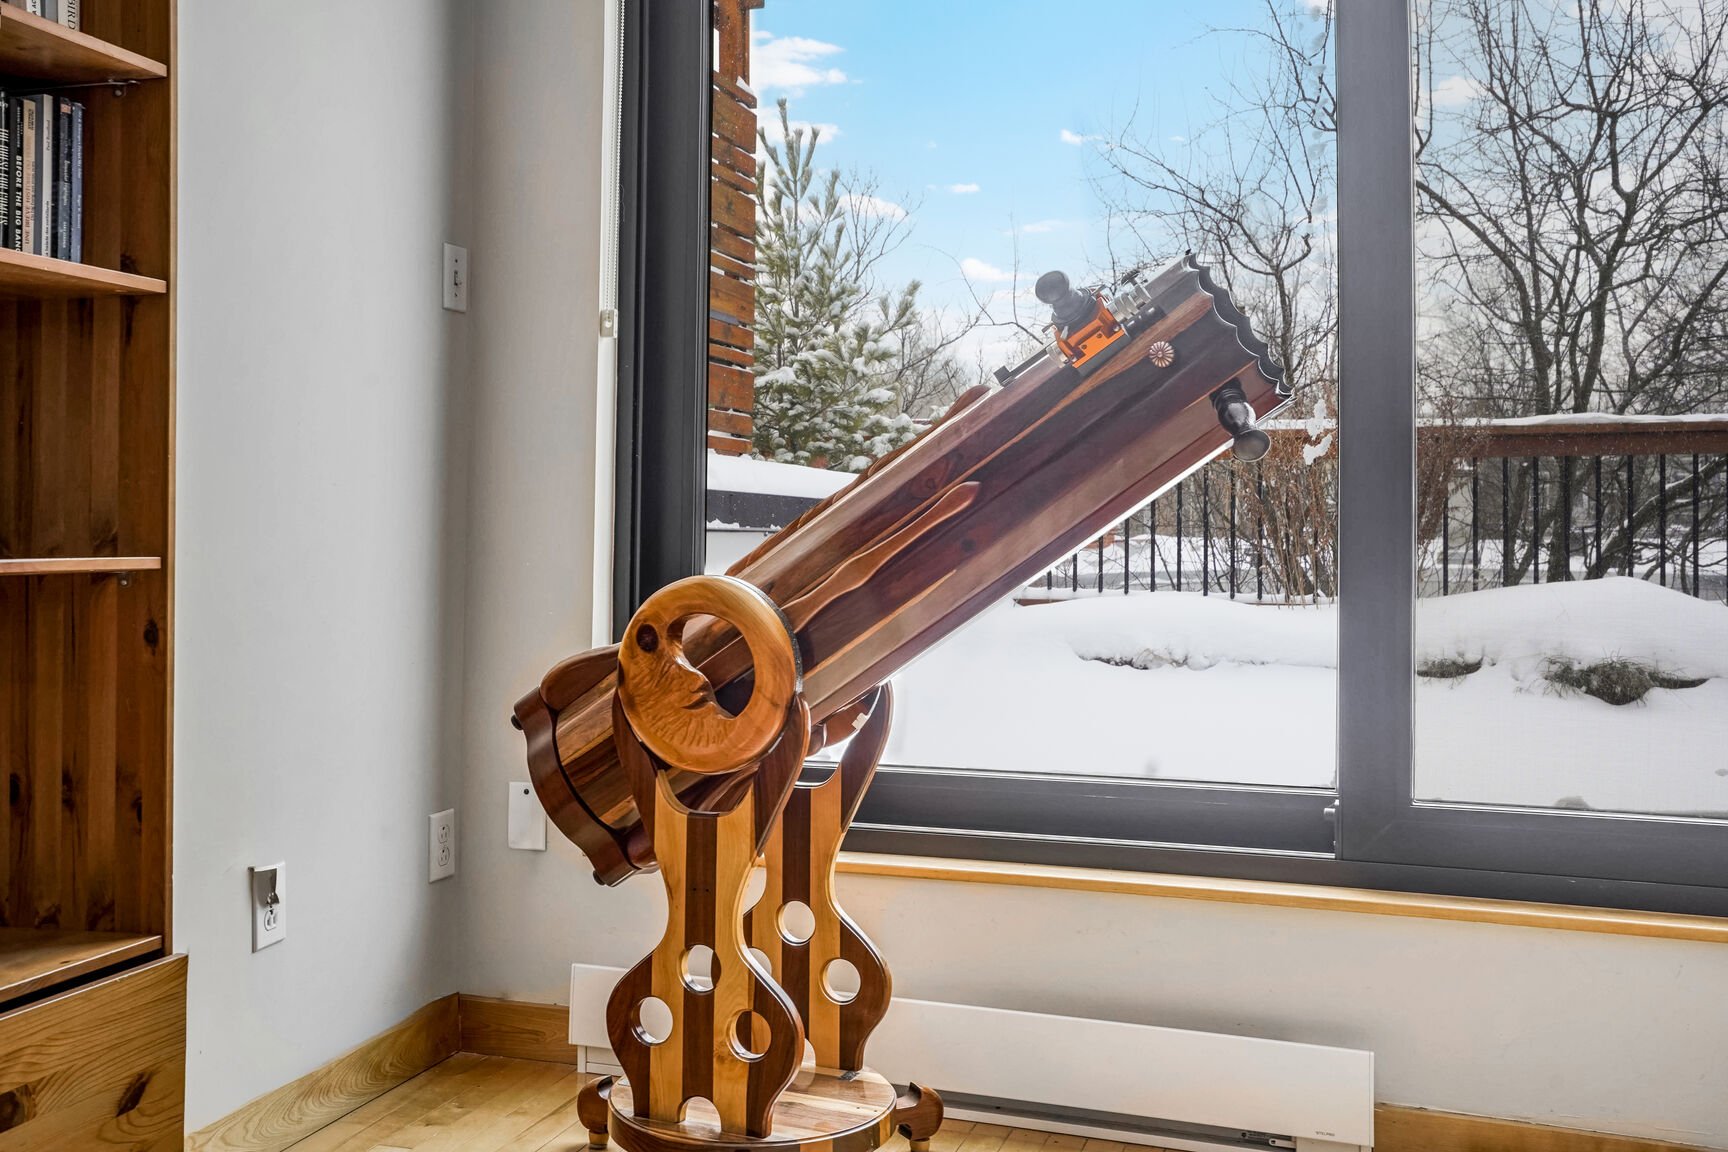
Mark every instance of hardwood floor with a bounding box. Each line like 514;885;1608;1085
280;1054;1170;1152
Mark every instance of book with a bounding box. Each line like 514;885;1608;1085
8;99;21;252
0;92;10;253
33;94;52;257
53;98;71;260
19;97;36;255
69;99;82;262
60;0;78;30
41;0;55;23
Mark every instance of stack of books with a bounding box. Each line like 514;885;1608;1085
0;92;85;261
0;0;80;31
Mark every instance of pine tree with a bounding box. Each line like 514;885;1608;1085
752;101;919;471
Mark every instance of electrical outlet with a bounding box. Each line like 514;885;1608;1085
442;243;468;312
429;808;456;881
250;862;286;951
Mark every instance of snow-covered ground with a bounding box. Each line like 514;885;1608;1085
865;578;1728;817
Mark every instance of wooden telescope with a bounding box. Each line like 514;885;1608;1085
514;255;1288;1152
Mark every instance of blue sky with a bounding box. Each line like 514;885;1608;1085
748;0;1330;367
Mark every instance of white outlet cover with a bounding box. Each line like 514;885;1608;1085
429;808;456;881
251;862;286;951
508;781;547;851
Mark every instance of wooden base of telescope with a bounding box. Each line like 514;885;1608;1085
579;1074;943;1152
582;576;943;1152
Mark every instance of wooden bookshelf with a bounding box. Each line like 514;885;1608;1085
0;3;181;1148
0;555;163;575
0;2;165;83
0;927;162;1008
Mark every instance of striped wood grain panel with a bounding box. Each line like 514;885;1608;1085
747;686;894;1072
606;708;807;1138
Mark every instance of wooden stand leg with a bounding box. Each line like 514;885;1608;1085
579;1076;616;1148
747;686;895;1072
894;1083;945;1152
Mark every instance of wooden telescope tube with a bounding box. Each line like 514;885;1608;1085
515;255;1289;884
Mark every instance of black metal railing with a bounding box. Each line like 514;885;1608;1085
1033;419;1728;604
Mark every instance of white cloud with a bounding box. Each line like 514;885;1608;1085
1303;0;1330;12
1168;134;1187;144
948;183;981;194
961;257;1015;283
753;32;848;94
1019;219;1066;234
1428;74;1481;108
842;193;907;221
1059;128;1093;146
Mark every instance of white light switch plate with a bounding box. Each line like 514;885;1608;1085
442;243;468;312
251;862;286;951
429;808;456;880
508;781;547;851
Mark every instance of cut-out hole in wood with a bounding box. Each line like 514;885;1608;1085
729;1010;771;1061
681;945;717;993
743;866;767;911
747;946;775;976
779;900;816;945
634;997;673;1045
822;958;861;1004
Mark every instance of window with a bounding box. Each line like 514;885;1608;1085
616;0;1728;915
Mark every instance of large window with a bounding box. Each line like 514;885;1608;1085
615;0;1728;915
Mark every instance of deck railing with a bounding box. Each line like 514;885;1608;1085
1033;416;1728;604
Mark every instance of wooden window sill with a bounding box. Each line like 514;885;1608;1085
835;852;1728;943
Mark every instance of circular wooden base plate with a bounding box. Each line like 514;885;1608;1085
608;1068;897;1152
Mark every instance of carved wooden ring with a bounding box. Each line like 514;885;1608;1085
618;575;801;775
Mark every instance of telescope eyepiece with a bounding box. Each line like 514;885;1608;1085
1036;269;1101;333
1211;382;1273;462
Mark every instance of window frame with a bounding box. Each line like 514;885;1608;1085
613;0;1728;916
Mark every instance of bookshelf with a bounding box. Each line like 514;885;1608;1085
0;2;183;1148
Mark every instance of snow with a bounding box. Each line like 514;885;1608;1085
858;578;1728;816
706;451;855;499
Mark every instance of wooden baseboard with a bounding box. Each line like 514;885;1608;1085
1375;1105;1715;1152
184;993;460;1152
457;993;583;1064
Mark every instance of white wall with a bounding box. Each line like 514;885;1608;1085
453;0;617;1001
175;0;475;1129
448;8;1728;1150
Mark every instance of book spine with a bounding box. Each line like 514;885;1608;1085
8;99;22;252
69;99;82;263
0;91;10;253
19;98;36;256
34;95;52;257
59;0;77;30
54;97;70;261
40;0;55;23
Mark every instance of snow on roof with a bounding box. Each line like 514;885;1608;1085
707;451;855;499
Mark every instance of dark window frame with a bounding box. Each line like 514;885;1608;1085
612;0;1728;916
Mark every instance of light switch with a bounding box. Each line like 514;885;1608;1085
508;781;547;851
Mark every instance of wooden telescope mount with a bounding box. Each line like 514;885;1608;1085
518;255;1292;1152
569;575;943;1152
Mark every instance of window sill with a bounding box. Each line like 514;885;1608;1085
835;852;1728;943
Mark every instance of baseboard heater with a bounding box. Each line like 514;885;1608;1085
569;964;1374;1152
